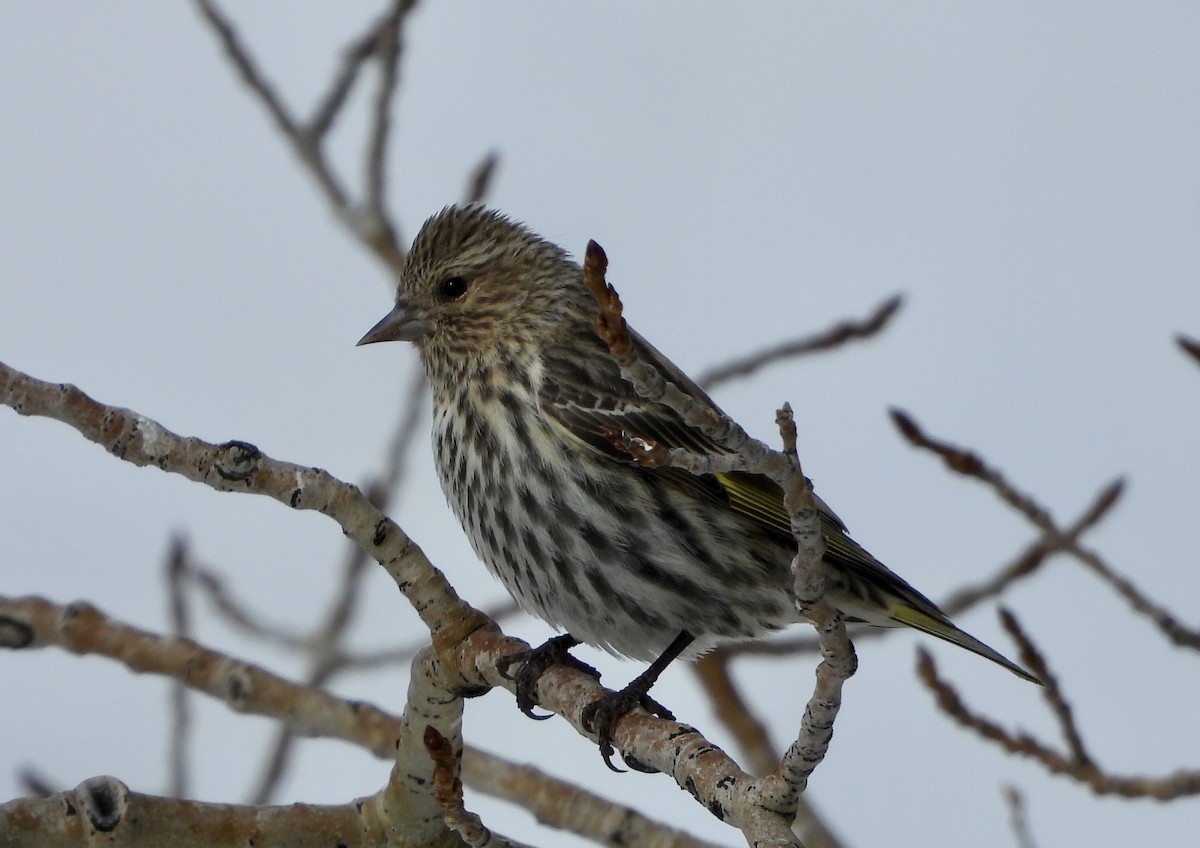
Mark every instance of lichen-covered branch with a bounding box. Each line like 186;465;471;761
0;594;404;757
0;359;484;646
0;594;728;847
583;240;855;842
0;776;407;848
1;359;794;843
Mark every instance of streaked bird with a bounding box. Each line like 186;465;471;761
360;205;1036;769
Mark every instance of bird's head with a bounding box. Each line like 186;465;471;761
358;205;590;371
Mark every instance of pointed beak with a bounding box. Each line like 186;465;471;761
357;301;431;346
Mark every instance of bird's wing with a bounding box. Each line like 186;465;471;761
539;328;1039;683
539;327;849;545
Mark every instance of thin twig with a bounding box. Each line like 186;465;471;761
192;0;302;147
1065;547;1200;651
891;408;1058;532
1177;333;1200;367
365;1;412;219
723;476;1122;661
998;610;1091;767
893;410;1200;650
698;294;902;389
342;599;520;672
193;0;349;212
1003;786;1038;848
18;768;58;798
252;363;428;803
690;653;849;848
188;564;311;649
692;651;777;776
426;727;535;848
0;360;484;642
584;240;850;831
309;13;393;139
166;536;193;798
938;478;1123;617
917;646;1200;799
194;0;411;271
464;151;500;204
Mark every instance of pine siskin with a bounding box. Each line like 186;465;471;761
360;205;1036;768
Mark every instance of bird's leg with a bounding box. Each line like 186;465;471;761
496;633;600;719
581;630;695;773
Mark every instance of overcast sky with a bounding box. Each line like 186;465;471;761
2;4;1199;847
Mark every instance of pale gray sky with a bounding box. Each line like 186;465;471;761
2;4;1198;846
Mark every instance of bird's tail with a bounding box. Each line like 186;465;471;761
819;510;1040;684
887;604;1040;684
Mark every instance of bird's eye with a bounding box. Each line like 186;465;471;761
437;276;469;301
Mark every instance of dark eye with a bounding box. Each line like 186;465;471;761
437;276;468;301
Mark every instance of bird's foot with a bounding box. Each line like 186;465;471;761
496;634;599;719
581;680;675;773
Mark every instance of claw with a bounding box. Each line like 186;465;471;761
501;630;694;774
578;630;694;772
581;686;675;773
496;634;598;719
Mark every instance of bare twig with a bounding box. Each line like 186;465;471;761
584;240;852;836
192;0;308;158
1003;786;1038;848
721;476;1122;664
0;595;405;757
1177;333;1200;367
1065;547;1200;651
0;372;800;842
186;563;311;649
891;408;1059;532
368;362;429;506
464;152;500;204
0;777;386;848
248;552;376;803
698;294;902;389
251;364;428;803
309;21;382;140
998;610;1092;768
938;477;1123;617
893;410;1200;650
690;653;849;848
365;2;409;207
917;645;1200;799
166;536;193;798
462;748;732;848
425;727;535;848
193;0;410;271
17;768;58;799
342;599;521;672
693;651;778;776
362;1;417;262
0;360;483;643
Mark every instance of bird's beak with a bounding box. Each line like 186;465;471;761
357;301;431;346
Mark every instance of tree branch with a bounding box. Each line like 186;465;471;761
192;0;410;271
893;409;1200;650
0;594;727;847
1;358;805;843
698;294;902;389
917;641;1200;799
583;240;854;840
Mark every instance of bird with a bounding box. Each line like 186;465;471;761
359;204;1037;770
